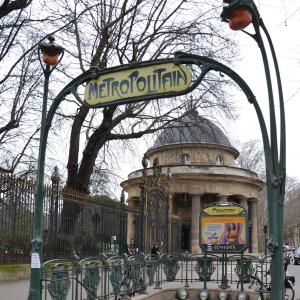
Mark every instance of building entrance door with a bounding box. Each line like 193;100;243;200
181;223;190;251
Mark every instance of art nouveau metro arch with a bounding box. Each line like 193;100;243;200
29;51;285;299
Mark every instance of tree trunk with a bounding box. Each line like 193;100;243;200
60;106;116;234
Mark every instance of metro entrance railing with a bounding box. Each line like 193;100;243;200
41;253;272;300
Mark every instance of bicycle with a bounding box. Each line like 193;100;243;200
237;260;295;300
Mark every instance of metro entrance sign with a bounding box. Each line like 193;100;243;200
29;51;285;299
200;202;248;253
84;60;192;107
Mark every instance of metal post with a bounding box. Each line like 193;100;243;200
28;65;51;300
166;167;172;253
264;225;268;257
139;155;148;253
119;190;125;255
221;1;286;298
203;251;207;290
27;41;99;299
139;182;145;253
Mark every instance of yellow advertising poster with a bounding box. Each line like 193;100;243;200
200;215;247;252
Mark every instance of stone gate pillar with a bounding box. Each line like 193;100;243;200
191;195;201;254
250;200;259;253
127;199;136;246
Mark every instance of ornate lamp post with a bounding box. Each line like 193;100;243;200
28;36;64;300
221;1;286;298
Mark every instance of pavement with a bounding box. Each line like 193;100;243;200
0;279;29;299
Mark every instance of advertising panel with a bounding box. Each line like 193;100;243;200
200;203;248;253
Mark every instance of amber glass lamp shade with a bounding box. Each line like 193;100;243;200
42;52;59;65
229;8;252;31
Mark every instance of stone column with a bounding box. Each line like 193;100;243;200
191;195;201;254
127;199;136;245
238;197;249;252
250;200;259;253
217;195;228;202
239;197;248;211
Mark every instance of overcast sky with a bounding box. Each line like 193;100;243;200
118;1;300;187
227;0;300;179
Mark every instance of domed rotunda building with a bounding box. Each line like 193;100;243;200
121;111;264;254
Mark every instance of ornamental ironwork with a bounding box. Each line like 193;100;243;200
109;261;124;296
194;257;216;281
82;262;100;300
234;258;254;283
162;255;180;282
146;255;159;284
146;187;168;253
47;264;71;300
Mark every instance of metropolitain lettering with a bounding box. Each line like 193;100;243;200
87;68;188;101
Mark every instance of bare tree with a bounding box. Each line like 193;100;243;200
46;0;240;233
284;179;300;245
235;139;300;247
234;139;268;251
0;0;84;175
235;139;265;179
0;0;45;175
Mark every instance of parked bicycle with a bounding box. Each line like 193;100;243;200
237;257;295;300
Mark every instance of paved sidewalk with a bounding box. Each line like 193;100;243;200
0;279;29;299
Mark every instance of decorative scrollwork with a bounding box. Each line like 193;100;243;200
83;262;100;300
110;262;123;296
234;259;254;283
47;264;71;300
162;255;179;282
146;256;158;284
194;257;215;281
131;261;142;292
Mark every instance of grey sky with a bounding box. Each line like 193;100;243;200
119;1;300;185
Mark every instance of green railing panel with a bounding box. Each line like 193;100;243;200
162;254;180;282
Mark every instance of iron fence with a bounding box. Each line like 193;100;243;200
0;171;130;263
41;253;272;300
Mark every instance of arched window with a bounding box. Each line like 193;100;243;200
216;155;224;166
180;153;191;165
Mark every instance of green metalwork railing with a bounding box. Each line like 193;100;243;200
41;253;272;300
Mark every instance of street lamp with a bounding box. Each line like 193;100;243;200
221;1;286;299
28;36;64;300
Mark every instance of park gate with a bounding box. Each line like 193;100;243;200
146;187;168;253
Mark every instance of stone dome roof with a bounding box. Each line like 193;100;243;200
152;111;233;149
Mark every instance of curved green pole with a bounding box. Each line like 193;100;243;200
221;1;286;297
174;53;277;259
178;51;285;298
260;19;286;184
28;65;51;300
258;22;286;300
247;10;286;299
28;68;99;300
174;53;273;180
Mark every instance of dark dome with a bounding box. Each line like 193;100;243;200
152;111;233;149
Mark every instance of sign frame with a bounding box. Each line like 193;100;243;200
199;202;249;253
83;58;192;108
